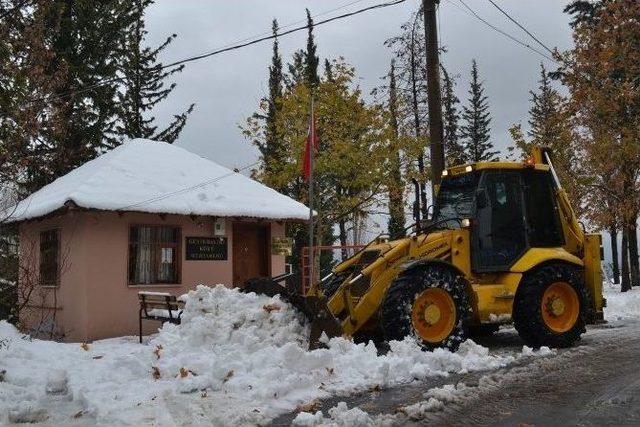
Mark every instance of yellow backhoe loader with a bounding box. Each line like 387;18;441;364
243;147;605;350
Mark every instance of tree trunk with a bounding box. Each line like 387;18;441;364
339;219;348;261
621;229;631;292
610;224;620;284
409;39;428;220
627;222;639;286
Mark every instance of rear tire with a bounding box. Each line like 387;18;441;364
380;264;470;351
513;263;587;348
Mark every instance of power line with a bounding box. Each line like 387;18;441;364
456;0;555;62
118;160;261;211
160;0;406;70
444;0;557;63
200;0;369;59
487;0;555;56
25;0;407;106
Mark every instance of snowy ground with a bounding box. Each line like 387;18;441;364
1;284;558;426
289;282;640;427
602;280;640;321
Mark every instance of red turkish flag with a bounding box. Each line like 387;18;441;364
301;109;319;182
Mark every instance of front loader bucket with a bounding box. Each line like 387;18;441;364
240;276;343;349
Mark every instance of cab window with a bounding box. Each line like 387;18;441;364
473;171;527;271
523;170;564;247
432;172;478;229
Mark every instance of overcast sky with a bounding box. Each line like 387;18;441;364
144;0;573;170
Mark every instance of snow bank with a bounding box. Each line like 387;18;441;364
293;402;376;427
604;281;640;321
1;285;536;426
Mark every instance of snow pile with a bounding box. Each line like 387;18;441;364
1;285;539;425
293;402;375;427
603;281;640;321
145;285;519;423
521;345;554;357
399;383;468;418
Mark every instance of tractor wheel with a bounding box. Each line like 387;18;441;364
321;272;349;299
381;265;470;351
513;263;587;348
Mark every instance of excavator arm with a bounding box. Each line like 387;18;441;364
532;147;604;321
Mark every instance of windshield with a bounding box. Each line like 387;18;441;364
432;172;478;229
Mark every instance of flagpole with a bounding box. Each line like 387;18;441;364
308;95;315;292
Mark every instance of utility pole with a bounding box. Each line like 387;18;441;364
423;0;445;190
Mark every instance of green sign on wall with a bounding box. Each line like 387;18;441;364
185;236;228;260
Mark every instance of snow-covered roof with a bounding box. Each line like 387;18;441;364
5;139;310;222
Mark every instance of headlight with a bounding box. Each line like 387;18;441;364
461;218;471;228
465;165;473;172
442;169;449;177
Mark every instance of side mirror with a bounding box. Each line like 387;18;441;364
476;189;488;209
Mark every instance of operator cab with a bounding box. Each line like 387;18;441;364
432;165;564;273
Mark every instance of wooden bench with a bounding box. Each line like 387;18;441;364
138;291;184;343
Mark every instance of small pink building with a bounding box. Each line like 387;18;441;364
6;139;309;342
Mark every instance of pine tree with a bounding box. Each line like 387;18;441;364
262;19;284;177
284;10;320;91
461;60;497;162
384;10;428;218
0;1;28;196
249;19;285;185
21;0;137;192
304;9;320;90
387;60;406;239
324;59;334;83
565;0;610;28
528;64;561;144
285;50;305;89
115;0;194;145
441;65;464;166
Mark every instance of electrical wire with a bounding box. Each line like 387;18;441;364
487;0;555;56
24;0;407;106
118;160;261;211
156;0;407;70
213;0;369;49
444;0;557;63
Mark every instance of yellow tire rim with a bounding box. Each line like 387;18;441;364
541;282;580;333
411;288;456;343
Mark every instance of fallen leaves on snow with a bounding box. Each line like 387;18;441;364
296;399;322;413
153;344;163;359
262;303;281;313
223;370;234;383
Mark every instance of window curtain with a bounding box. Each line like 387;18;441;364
135;226;152;284
157;227;174;282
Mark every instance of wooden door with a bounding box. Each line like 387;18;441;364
232;223;270;286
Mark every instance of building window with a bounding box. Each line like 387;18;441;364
39;229;60;286
129;226;181;285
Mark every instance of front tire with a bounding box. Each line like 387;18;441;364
381;265;470;351
513;263;587;348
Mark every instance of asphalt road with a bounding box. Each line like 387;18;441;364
271;320;640;426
